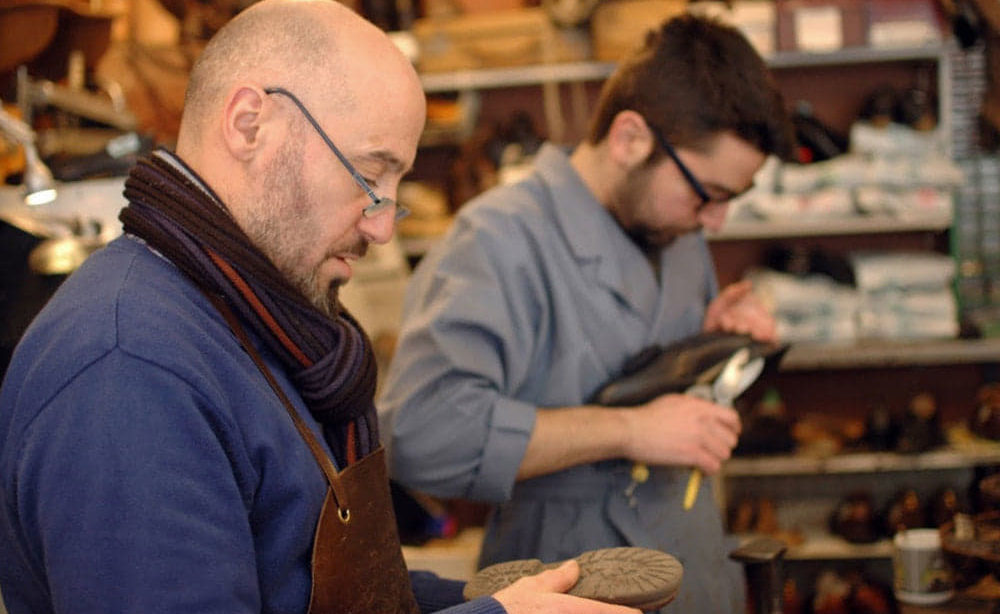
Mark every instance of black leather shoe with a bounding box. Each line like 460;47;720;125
591;332;786;407
463;547;683;611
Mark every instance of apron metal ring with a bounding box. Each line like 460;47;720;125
338;507;351;524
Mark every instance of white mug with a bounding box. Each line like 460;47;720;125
893;528;954;605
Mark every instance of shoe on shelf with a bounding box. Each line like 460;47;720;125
463;546;683;611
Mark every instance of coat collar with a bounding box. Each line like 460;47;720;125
532;143;660;317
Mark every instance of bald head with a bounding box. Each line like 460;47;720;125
168;0;425;313
178;0;418;150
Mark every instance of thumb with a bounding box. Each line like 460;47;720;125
530;559;580;594
704;280;753;330
718;280;753;304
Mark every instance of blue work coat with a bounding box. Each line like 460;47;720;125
381;144;745;613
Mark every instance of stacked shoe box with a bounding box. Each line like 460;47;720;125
977;158;1000;307
948;39;997;328
949;39;987;159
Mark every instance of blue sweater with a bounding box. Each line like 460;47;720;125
0;235;502;614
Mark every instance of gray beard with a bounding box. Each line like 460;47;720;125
283;261;339;318
242;206;340;318
241;141;340;318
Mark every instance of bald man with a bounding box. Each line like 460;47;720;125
0;2;640;613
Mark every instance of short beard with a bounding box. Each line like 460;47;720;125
614;165;657;249
282;251;341;318
245;210;341;318
241;142;340;318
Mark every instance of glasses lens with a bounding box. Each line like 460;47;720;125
363;197;410;222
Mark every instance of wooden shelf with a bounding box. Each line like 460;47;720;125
766;44;945;69
787;535;893;560
420;61;616;93
708;211;952;241
400;210;951;257
780;338;1000;371
725;445;1000;477
418;45;946;93
735;531;894;560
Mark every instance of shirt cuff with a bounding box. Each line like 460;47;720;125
468;396;536;501
410;570;465;613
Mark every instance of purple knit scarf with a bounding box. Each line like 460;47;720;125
119;149;378;468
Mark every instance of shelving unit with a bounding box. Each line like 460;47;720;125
416;42;951;156
725;439;1000;559
411;40;953;243
703;38;980;574
410;27;990;581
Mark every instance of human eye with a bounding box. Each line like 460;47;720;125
705;186;737;204
711;193;733;204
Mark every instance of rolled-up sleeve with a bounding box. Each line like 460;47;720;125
380;210;542;503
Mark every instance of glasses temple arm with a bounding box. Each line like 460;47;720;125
651;128;712;204
263;87;382;203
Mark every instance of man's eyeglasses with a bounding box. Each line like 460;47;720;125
264;87;409;222
646;122;734;207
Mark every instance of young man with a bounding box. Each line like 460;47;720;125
381;14;795;613
0;2;641;613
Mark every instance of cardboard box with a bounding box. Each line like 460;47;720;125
413;7;591;72
777;0;867;52
866;0;943;48
687;0;777;56
590;0;687;62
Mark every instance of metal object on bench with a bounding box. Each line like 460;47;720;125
0;105;56;206
730;536;788;614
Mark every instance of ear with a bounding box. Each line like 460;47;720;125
606;110;656;169
221;86;269;162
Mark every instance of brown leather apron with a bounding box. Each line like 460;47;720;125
307;448;418;613
211;296;420;614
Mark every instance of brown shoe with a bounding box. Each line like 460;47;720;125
463;547;683;611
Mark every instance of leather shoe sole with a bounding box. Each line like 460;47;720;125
463;546;683;611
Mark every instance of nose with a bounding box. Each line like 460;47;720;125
697;201;729;233
357;205;397;245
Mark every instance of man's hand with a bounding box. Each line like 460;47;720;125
703;280;777;342
622;393;741;475
492;560;642;613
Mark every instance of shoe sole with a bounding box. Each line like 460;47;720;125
463;546;683;611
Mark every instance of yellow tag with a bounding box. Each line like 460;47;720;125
683;469;702;510
630;462;650;484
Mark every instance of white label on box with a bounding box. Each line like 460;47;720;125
734;2;776;55
687;1;776;55
869;21;939;48
794;5;843;52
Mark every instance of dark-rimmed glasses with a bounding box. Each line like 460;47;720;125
264;86;409;222
646;122;735;208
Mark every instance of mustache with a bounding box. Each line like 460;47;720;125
331;238;368;261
